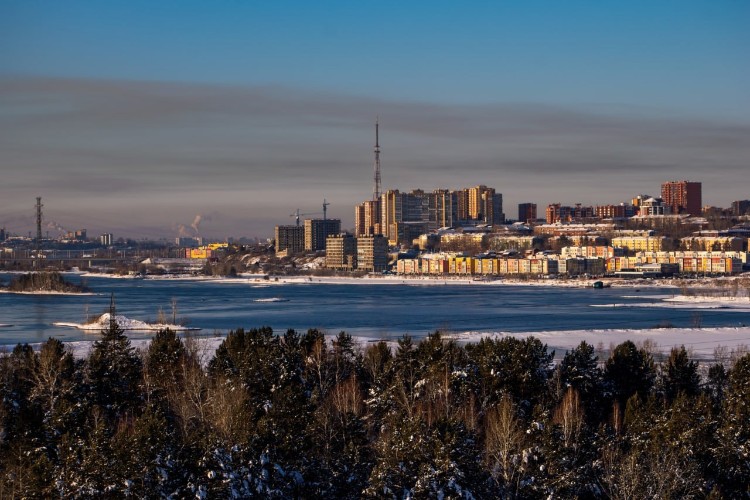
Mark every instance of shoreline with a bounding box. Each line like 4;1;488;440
65;269;750;290
0;289;97;296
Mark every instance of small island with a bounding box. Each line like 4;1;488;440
3;271;90;294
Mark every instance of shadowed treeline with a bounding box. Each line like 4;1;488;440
0;323;748;498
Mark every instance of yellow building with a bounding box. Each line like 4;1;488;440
680;236;743;252
611;236;671;252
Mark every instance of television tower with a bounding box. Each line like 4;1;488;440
34;196;43;266
35;196;43;244
373;118;381;201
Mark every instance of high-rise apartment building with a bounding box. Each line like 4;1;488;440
518;203;537;223
363;185;502;243
661;181;702;216
431;189;457;228
380;189;431;244
354;204;366;237
355;199;381;237
731;200;750;216
490;192;504;225
356;235;389;272
304;218;341;252
455;189;470;222
468;185;490;220
274;225;304;255
467;185;503;224
325;233;357;270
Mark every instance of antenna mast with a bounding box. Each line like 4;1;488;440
373;118;381;201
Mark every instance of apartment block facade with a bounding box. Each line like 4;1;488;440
304;219;341;252
518;203;537;223
274;225;304;255
661;181;702;216
356;235;389;272
325;234;357;270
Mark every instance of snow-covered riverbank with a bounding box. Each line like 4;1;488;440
26;324;748;363
59;268;750;290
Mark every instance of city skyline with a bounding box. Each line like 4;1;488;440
1;1;748;239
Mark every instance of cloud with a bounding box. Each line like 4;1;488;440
1;76;748;236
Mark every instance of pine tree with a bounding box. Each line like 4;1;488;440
86;315;143;419
662;345;700;401
715;353;750;496
604;340;655;406
113;405;187;497
558;341;605;424
145;329;185;384
466;336;553;415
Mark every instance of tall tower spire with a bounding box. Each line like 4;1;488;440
373;118;381;201
35;196;43;267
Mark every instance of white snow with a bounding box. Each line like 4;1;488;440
449;327;750;360
53;313;200;332
39;326;750;363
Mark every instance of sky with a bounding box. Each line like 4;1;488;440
1;1;748;239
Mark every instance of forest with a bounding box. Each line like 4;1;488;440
0;323;748;498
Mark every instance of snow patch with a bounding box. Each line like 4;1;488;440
53;313;200;332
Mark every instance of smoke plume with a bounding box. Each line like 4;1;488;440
191;215;202;236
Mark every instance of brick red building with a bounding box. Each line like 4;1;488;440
661;181;702;215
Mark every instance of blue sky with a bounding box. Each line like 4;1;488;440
1;1;748;238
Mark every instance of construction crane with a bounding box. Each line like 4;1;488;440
289;209;321;226
289;200;331;226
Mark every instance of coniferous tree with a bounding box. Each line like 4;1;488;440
466;336;553;415
0;344;48;497
558;341;605;423
662;345;701;401
86;318;143;419
144;328;186;399
604;340;655;406
706;362;728;408
112;405;187;497
715;353;750;497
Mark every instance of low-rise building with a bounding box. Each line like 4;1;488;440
680;236;743;252
561;246;621;259
611;236;672;253
558;258;606;276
